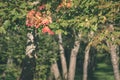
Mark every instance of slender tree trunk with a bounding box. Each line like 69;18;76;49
19;29;36;80
106;24;120;80
51;61;62;80
107;42;120;80
83;44;91;80
116;46;119;67
68;33;81;80
47;66;54;80
58;33;68;80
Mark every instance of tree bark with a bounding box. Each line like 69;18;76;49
19;29;36;80
51;61;62;80
106;24;120;80
58;33;68;80
107;42;120;80
83;44;91;80
68;33;81;80
47;66;54;80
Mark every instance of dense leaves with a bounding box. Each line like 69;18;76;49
0;0;120;80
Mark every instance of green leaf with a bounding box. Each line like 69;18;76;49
49;22;59;29
0;27;6;34
91;24;98;31
3;20;11;29
60;21;69;27
55;29;63;34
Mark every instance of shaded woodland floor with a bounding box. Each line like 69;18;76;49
75;53;117;80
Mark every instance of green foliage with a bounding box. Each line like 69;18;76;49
0;0;120;80
0;26;27;79
34;34;59;80
0;27;6;34
0;0;34;30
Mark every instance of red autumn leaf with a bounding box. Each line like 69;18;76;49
35;12;42;19
38;4;46;10
47;16;52;23
26;10;52;29
41;16;52;25
42;26;51;33
27;10;36;18
49;31;54;35
41;18;49;25
66;2;71;8
26;18;35;27
26;10;42;28
56;3;64;12
34;20;42;28
26;10;36;27
42;26;54;35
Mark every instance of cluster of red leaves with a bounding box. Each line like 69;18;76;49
26;1;72;35
42;26;54;35
26;9;54;35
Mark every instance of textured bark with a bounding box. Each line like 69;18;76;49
83;44;91;80
68;33;81;80
47;69;54;80
107;42;120;80
47;65;54;80
58;33;68;80
106;24;120;80
19;30;36;80
51;61;62;80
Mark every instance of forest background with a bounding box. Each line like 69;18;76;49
0;0;120;80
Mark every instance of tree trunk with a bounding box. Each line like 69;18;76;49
106;24;120;80
107;42;120;80
51;61;62;80
58;33;68;80
68;33;81;80
19;29;36;80
83;44;91;80
47;66;54;80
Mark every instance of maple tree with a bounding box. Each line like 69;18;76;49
26;5;54;35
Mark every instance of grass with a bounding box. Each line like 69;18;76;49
93;62;114;80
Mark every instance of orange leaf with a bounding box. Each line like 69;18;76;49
42;26;54;35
